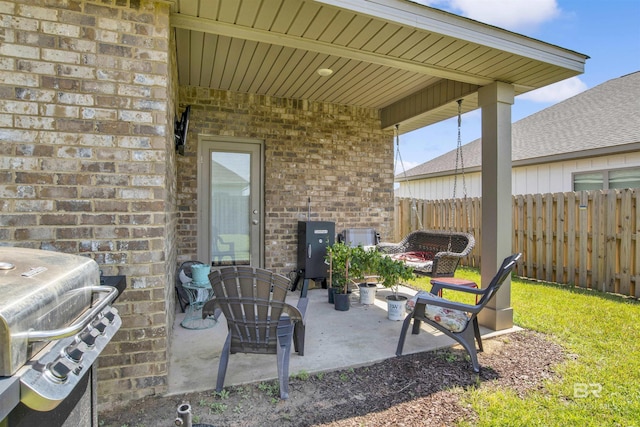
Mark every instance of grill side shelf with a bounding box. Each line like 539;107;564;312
100;275;126;301
0;375;20;420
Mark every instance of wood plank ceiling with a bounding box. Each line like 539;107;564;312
170;0;587;133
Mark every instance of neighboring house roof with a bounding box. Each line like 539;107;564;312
398;71;640;180
212;160;249;187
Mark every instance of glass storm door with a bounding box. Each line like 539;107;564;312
197;138;263;267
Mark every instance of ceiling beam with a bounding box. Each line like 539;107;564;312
170;13;495;86
381;79;480;130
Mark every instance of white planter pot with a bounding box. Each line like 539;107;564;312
386;295;408;321
358;283;377;305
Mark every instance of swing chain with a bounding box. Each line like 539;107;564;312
449;100;471;250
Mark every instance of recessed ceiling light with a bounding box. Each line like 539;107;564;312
317;68;333;77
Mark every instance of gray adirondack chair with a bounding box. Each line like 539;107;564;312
202;266;307;399
396;253;521;372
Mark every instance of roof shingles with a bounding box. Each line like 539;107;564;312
399;71;640;179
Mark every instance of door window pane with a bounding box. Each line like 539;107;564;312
211;152;251;265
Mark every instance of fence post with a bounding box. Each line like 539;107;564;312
555;192;565;284
578;191;589;288
620;189;632;295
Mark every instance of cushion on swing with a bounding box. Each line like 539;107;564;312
389;252;434;273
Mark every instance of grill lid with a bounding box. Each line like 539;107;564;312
0;247;99;377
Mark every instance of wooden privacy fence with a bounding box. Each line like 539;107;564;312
394;189;639;298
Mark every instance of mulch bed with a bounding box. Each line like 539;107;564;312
99;330;564;427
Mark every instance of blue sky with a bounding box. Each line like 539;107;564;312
396;0;640;174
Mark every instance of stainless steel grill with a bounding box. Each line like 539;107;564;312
0;247;122;426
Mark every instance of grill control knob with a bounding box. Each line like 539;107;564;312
80;327;101;347
104;309;116;322
64;341;84;363
48;358;72;382
92;318;108;334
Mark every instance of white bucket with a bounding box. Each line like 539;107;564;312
386;295;408;321
358;283;377;305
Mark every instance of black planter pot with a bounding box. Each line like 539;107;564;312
334;292;350;311
328;287;336;304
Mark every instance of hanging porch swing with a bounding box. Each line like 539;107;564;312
377;100;475;277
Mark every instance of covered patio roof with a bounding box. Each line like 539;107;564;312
168;0;588;134
166;0;588;331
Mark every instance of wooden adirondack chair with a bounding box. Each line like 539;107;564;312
396;253;521;372
202;266;307;399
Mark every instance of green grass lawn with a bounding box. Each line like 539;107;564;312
408;267;640;426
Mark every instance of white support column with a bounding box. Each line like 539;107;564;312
477;81;514;330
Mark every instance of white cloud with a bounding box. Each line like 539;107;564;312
395;160;420;176
518;77;588;103
417;0;561;32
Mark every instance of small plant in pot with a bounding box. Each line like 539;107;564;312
325;242;360;311
350;245;380;305
377;255;415;320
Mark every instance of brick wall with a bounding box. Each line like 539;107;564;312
0;0;396;411
0;0;174;408
177;88;396;275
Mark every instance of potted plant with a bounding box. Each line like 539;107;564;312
350;245;380;305
377;255;415;320
325;242;356;311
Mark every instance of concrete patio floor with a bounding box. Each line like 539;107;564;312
167;283;518;396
